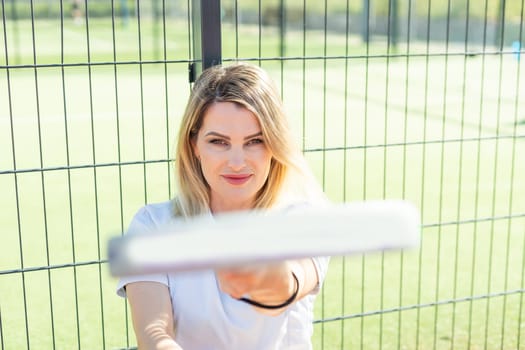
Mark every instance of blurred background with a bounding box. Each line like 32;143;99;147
1;0;524;349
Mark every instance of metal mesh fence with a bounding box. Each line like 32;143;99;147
1;0;524;349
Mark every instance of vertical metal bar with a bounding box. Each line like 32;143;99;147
279;0;285;97
341;0;351;346
0;305;4;349
258;0;262;65
83;0;100;347
1;0;30;348
29;1;46;347
432;1;453;348
279;0;285;58
510;5;524;349
484;0;507;347
360;0;372;347
451;0;471;348
495;0;506;49
186;0;192;85
467;0;489;346
190;0;222;82
380;0;405;344
499;41;520;345
234;0;239;59
134;0;148;204
301;0;306;154
519;224;525;349
90;1;107;341
415;0;433;347
110;0;129;347
389;0;398;49
397;0;414;348
160;0;172;198
361;0;370;44
320;0;328;346
58;0;81;347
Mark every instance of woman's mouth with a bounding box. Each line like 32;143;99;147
222;174;252;185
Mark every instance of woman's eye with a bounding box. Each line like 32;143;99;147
209;138;228;146
247;138;264;146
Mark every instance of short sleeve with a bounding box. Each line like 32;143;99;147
115;202;173;298
116;274;168;297
309;256;330;295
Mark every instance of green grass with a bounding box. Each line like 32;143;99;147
1;17;525;349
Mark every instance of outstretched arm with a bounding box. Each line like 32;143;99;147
216;258;319;316
126;281;183;350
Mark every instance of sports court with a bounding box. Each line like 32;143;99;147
1;1;524;349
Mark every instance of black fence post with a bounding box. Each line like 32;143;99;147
495;0;506;50
362;0;370;44
279;0;286;58
190;0;222;82
389;0;398;49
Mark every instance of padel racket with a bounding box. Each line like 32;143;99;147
108;200;420;276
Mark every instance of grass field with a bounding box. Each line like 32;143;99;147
1;16;525;350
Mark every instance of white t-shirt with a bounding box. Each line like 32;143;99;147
116;200;329;350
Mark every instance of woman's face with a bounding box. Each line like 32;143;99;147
193;102;273;213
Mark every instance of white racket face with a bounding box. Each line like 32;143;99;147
108;200;421;276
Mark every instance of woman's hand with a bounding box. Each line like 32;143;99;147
216;262;295;302
215;259;318;315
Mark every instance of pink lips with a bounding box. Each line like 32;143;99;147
222;174;252;185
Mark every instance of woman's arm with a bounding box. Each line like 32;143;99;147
216;258;319;316
126;281;183;350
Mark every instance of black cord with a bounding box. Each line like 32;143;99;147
238;272;299;310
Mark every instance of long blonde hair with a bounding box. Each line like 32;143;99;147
173;63;325;218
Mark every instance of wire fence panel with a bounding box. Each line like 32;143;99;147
1;0;524;349
1;1;190;349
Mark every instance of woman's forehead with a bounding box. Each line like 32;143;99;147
200;102;262;136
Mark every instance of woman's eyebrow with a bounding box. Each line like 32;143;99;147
204;131;229;139
204;131;263;140
244;132;263;140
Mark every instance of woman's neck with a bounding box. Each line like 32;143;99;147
210;198;254;214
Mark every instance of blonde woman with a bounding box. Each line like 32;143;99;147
117;63;329;350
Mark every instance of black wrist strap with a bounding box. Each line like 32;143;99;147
238;272;299;310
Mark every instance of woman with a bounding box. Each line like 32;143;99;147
117;63;329;349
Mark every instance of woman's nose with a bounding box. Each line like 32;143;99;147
228;147;246;170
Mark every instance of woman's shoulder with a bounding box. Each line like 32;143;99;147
136;200;173;218
141;199;173;213
128;200;176;233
